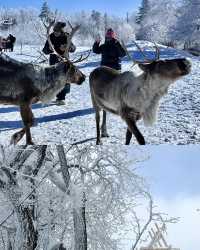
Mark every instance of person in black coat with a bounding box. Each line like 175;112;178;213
42;21;76;105
92;28;126;71
6;34;16;52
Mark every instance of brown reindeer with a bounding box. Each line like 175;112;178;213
89;43;191;145
0;21;88;145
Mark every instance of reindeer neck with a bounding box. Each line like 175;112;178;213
34;63;66;103
142;73;173;96
124;72;173;112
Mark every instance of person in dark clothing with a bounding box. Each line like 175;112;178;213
92;28;126;71
6;34;16;52
42;21;76;105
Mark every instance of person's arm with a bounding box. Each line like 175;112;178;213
42;33;54;55
115;40;126;57
12;36;16;43
92;41;102;54
42;39;53;55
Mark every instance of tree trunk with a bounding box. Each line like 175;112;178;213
73;207;87;250
56;146;88;250
73;192;87;250
21;207;38;250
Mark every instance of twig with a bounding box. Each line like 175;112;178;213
131;192;153;250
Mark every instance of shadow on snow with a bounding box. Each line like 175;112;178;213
0;107;94;131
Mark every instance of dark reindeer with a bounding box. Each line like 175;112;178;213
0;21;88;145
89;43;191;145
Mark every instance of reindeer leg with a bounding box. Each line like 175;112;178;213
20;104;35;145
95;109;102;145
125;128;133;145
124;118;145;145
10;105;35;145
101;110;109;138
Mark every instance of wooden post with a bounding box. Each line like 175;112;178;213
140;222;180;250
126;12;129;23
20;42;23;55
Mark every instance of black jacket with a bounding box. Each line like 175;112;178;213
92;39;126;70
8;34;16;44
42;32;76;56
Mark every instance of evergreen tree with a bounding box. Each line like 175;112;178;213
90;10;102;39
39;1;51;23
104;13;108;31
136;0;150;24
91;10;101;30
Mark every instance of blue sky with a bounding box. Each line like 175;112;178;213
0;0;141;16
134;145;200;250
127;145;200;250
129;145;200;199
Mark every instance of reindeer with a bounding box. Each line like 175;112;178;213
89;43;191;145
0;21;88;145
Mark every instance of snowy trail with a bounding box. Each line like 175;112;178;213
0;43;200;145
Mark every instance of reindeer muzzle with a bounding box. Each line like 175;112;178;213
179;59;192;75
77;75;86;85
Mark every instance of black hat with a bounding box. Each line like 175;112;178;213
53;22;66;32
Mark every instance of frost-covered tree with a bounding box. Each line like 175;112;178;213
171;0;200;46
0;7;137;46
0;146;47;250
136;0;178;43
0;7;42;45
0;145;178;250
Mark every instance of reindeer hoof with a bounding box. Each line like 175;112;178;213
96;140;102;145
26;141;35;145
138;137;145;145
101;132;109;138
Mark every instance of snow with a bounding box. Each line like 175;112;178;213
0;42;199;145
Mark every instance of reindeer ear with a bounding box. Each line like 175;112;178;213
138;63;151;73
138;63;155;73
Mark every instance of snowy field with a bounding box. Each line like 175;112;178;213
0;42;200;145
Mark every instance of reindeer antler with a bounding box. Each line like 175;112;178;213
71;50;91;64
132;41;160;63
121;40;136;67
122;40;160;65
153;42;160;61
63;21;80;59
42;19;90;64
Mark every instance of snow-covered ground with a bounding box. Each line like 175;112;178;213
0;42;200;145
